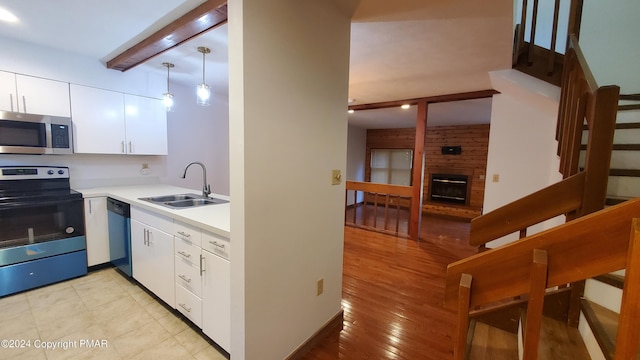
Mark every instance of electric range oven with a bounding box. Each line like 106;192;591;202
0;166;86;297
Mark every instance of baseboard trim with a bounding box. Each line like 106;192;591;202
286;309;344;360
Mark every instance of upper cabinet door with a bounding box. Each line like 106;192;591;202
71;84;126;154
124;94;168;155
15;74;71;117
0;71;17;112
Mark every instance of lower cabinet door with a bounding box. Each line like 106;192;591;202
176;284;202;328
202;250;231;353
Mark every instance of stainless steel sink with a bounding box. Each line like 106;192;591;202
139;193;229;209
145;194;200;202
168;198;228;207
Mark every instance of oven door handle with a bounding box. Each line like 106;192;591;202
0;198;82;210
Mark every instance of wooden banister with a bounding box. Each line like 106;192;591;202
469;172;585;246
446;198;640;310
345;181;412;196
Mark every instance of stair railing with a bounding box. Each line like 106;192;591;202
513;0;584;85
445;198;640;360
344;181;413;237
471;35;619;248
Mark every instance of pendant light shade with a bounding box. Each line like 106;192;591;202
196;46;211;106
162;62;175;112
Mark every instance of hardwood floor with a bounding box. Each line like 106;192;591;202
303;215;478;359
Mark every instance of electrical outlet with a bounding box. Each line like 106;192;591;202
492;174;500;182
316;278;324;296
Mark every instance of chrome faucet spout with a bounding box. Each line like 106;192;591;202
181;162;211;198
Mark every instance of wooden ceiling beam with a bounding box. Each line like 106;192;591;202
107;0;228;72
348;90;499;111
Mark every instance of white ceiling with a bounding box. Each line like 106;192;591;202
0;0;512;129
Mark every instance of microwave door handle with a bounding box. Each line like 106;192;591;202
9;94;14;112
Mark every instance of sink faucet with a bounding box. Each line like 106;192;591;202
181;162;211;198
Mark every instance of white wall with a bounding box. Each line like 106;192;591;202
163;82;230;196
580;0;640;94
346;125;367;205
228;0;356;358
484;69;563;248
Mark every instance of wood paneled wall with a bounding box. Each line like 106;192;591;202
366;125;490;219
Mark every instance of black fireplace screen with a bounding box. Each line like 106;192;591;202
430;174;468;205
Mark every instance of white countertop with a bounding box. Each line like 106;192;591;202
78;184;230;237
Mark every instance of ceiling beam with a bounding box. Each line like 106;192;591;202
348;90;499;111
107;0;228;72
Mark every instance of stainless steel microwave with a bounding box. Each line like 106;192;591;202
0;111;73;155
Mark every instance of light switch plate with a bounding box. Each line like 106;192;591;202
331;170;342;185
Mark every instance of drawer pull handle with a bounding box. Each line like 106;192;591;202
178;303;192;313
200;254;204;275
178;251;191;258
178;231;191;238
209;241;225;249
178;274;191;283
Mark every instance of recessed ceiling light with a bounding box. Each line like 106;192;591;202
401;104;411;109
348;109;355;114
0;8;18;23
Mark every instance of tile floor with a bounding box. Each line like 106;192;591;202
0;268;228;360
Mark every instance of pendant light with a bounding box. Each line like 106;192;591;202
162;62;175;112
196;46;211;106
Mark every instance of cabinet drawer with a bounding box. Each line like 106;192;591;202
202;231;230;260
175;255;202;297
175;237;201;266
176;284;202;328
174;221;201;247
131;207;173;233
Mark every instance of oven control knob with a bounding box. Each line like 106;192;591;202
66;227;74;234
58;170;65;175
48;170;54;175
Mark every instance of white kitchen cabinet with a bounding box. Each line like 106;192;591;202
71;84;167;155
131;208;175;308
71;84;126;154
202;241;231;353
0;71;71;117
83;197;110;267
0;71;15;112
124;94;168;155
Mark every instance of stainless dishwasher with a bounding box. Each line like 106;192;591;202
107;198;132;277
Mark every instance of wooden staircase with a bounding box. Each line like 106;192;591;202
445;33;640;359
577;93;640;359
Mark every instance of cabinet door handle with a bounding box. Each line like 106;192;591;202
178;274;191;283
128;141;133;154
9;94;14;112
177;231;191;238
121;141;125;154
178;251;191;258
88;199;93;214
209;241;225;249
22;96;26;113
143;229;148;245
147;229;152;245
199;254;204;275
178;303;192;313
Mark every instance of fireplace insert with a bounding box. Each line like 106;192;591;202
429;174;468;205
